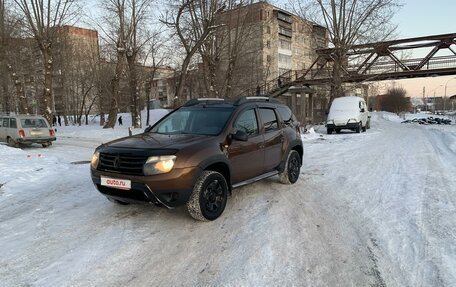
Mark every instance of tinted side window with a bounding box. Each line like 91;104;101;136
0;118;3;127
277;106;294;123
259;108;278;132
234;109;258;136
2;118;9;128
10;118;17;129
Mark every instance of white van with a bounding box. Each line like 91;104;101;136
0;115;56;147
326;96;370;134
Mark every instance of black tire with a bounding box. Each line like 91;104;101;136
362;123;367;132
367;119;371;129
335;128;341;134
356;122;361;133
7;137;18;148
327;128;333;134
187;170;228;221
279;150;301;184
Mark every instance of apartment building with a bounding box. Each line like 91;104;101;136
216;1;327;97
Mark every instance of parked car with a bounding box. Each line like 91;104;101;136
90;97;303;221
0;115;56;147
326;96;370;134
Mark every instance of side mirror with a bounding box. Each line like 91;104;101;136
360;108;365;113
232;130;248;141
325;110;329;115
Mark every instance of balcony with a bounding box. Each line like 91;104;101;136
279;26;292;38
277;12;292;24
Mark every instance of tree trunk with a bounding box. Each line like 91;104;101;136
103;52;124;129
127;54;141;128
7;63;28;114
175;55;192;104
103;77;119;128
41;47;54;124
330;53;345;103
145;82;151;126
98;85;105;126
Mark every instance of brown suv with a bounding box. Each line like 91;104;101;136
90;97;303;221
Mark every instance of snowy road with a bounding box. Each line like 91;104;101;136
0;113;455;286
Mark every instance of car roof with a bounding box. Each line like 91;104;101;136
332;96;364;103
183;97;284;109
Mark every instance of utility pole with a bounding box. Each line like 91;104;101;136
422;86;426;112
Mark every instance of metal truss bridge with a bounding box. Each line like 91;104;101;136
240;33;456;97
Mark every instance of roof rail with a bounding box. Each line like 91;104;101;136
234;96;280;105
184;98;225;106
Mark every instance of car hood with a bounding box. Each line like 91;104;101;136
327;109;360;121
101;133;212;151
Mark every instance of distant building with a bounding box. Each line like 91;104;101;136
149;67;176;108
53;26;100;118
216;1;327;97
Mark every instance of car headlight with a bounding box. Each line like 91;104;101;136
91;151;100;169
347;118;357;123
143;155;176;175
327;119;334;124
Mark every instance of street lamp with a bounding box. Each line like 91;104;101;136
444;77;456;112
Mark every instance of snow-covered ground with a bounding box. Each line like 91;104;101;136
0;112;455;286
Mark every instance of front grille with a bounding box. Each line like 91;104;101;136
98;185;152;202
98;153;148;175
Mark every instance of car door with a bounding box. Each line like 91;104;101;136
0;118;10;142
0;117;4;141
258;108;283;172
359;100;368;126
9;118;18;140
228;108;265;184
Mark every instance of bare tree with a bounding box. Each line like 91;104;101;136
98;0;155;128
380;86;410;113
290;0;401;101
98;0;128;128
124;0;155;128
1;0;29;114
14;0;77;124
162;0;225;103
141;29;169;125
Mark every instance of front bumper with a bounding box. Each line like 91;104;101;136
326;122;359;130
91;166;202;208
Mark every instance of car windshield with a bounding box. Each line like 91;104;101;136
20;118;48;128
151;107;234;136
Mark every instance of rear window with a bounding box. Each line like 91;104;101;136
20;118;48;128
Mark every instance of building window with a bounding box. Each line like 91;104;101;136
279;38;291;50
266;26;271;34
266;40;270;48
278;53;292;65
267;55;272;63
279;68;289;75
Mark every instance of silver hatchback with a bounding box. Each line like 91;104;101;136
0;115;56;148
